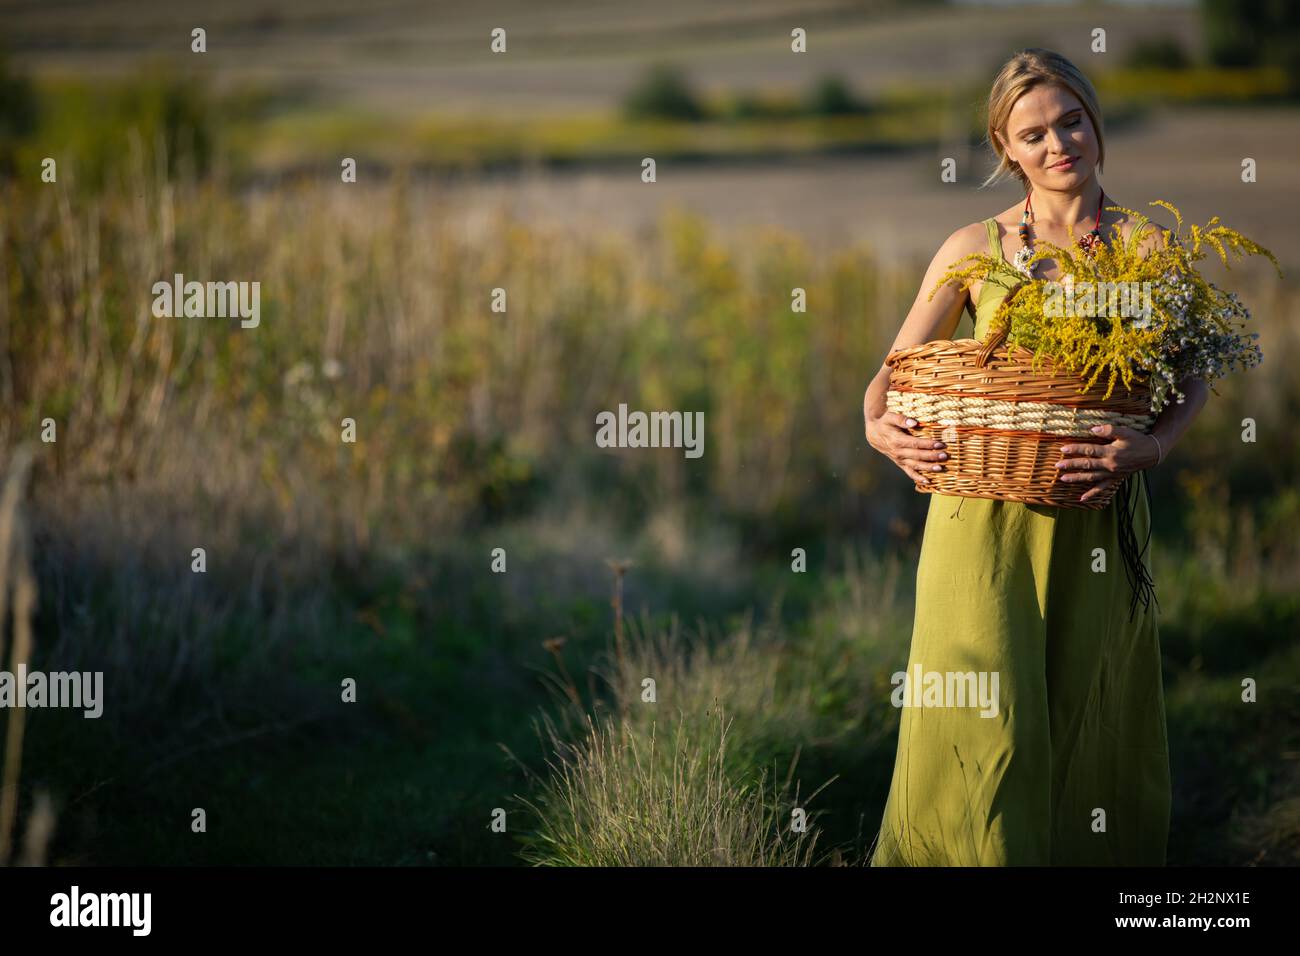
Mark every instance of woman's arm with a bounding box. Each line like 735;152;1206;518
865;223;984;423
864;224;985;484
1147;376;1210;465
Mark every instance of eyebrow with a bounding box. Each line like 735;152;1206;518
1017;108;1083;136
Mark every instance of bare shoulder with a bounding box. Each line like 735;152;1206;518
1131;218;1173;257
1108;209;1173;259
930;220;990;264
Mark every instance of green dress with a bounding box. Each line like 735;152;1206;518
868;216;1171;866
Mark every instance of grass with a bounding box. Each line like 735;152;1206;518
511;706;829;867
10;484;1300;865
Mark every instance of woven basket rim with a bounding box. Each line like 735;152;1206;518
885;336;1073;366
885;337;1154;399
885;336;989;362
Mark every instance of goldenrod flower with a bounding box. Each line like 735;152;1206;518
928;201;1282;413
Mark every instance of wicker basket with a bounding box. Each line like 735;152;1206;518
884;304;1156;511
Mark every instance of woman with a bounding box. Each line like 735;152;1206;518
862;49;1208;866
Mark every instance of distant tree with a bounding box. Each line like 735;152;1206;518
112;67;215;178
0;51;38;177
1125;36;1192;70
623;63;706;122
806;75;868;116
1201;0;1300;93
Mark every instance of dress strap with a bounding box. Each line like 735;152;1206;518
984;218;1006;262
1125;213;1152;254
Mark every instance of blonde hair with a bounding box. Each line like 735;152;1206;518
981;48;1105;190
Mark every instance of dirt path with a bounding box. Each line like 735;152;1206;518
425;106;1300;275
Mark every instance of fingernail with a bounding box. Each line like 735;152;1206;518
938;453;948;460
1090;425;1103;433
933;441;945;449
907;419;917;427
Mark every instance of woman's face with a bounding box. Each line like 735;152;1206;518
998;84;1099;189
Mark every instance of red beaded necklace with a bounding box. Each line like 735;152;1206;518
1013;187;1106;277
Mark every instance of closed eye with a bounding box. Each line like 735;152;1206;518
1025;117;1082;143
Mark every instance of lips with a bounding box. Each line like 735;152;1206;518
1050;157;1078;169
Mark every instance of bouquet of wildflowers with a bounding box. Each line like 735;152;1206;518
928;201;1282;414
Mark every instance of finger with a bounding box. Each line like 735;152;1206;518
1106;425;1140;440
1058;469;1107;484
1081;481;1112;504
1057;445;1118;471
897;452;944;477
1080;478;1117;502
1058;441;1106;458
1056;457;1104;472
898;433;947;450
901;464;931;485
896;444;948;462
887;412;920;429
883;419;938;447
900;454;947;474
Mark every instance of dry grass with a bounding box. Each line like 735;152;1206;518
512;706;827;867
505;547;919;866
0;445;55;866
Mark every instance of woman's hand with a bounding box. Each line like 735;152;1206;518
866;410;948;487
1055;423;1161;503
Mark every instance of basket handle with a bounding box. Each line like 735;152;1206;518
975;325;1007;368
975;279;1027;369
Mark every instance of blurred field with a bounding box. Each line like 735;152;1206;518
1;0;1298;866
427;104;1300;272
4;0;1201;115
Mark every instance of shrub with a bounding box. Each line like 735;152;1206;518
0;51;38;177
1125;36;1192;70
805;74;868;116
622;63;707;122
